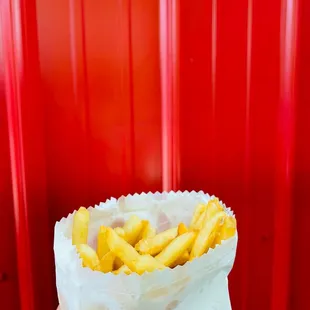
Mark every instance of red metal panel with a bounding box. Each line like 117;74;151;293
1;0;55;309
160;0;180;190
1;0;309;309
0;22;20;310
35;0;162;224
291;0;310;308
178;0;298;309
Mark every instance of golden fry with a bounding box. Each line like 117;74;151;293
135;227;178;256
72;207;90;245
138;220;156;241
123;215;144;245
205;199;223;220
156;232;196;267
100;251;115;273
189;203;207;229
106;227;140;271
97;226;110;259
114;227;126;238
135;254;166;275
191;199;222;230
190;211;226;260
113;264;132;275
114;256;124;269
177;223;188;235
171;250;190;268
192;212;205;230
213;216;236;246
76;244;100;271
72;198;235;276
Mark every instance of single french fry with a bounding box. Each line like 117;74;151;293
213;216;236;246
137;220;156;242
190;211;226;260
177;223;188;235
114;256;124;270
192;199;222;231
114;227;126;238
76;244;100;271
113;264;132;275
189;203;207;229
192;212;205;230
205;199;223;220
123;215;144;245
135;254;166;275
106;227;140;272
156;232;196;267
189;199;224;250
135;227;178;256
136;220;147;242
170;250;190;268
72;207;90;245
100;251;115;273
97;226;110;259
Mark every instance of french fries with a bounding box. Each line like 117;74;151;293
114;256;124;269
135;255;166;274
114;227;126;238
135;227;178;256
72;207;90;245
76;244;100;271
177;223;188;235
71;198;236;275
113;264;132;275
156;232;196;267
100;251;115;273
138;220;156;240
123;215;144;245
97;226;109;259
106;227;140;271
171;250;190;268
190;211;226;260
213;216;236;246
189;203;207;229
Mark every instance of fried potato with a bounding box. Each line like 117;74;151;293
123;215;144;245
76;244;100;271
177;223;188;235
189;203;207;229
72;207;90;245
190;211;226;260
205;199;223;220
106;227;140;271
114;227;126;238
75;198;236;276
192;212;205;230
113;264;132;275
213;216;236;246
135;227;178;256
138;220;156;241
97;226;109;259
156;232;196;267
135;254;166;275
100;251;115;273
170;250;190;268
114;256;124;269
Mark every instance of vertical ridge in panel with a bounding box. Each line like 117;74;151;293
271;0;297;309
69;0;91;204
160;0;180;191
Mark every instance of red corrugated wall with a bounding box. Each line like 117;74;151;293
0;0;309;309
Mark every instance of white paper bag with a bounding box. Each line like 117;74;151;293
54;191;238;310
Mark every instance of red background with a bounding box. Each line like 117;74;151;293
0;0;309;309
